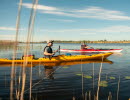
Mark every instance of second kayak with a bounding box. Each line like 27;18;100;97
60;48;122;53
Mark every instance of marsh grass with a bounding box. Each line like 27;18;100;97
8;0;39;100
108;92;112;100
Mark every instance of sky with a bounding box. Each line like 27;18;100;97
0;0;130;41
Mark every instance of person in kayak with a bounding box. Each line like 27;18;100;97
43;40;57;79
81;42;93;49
43;40;58;58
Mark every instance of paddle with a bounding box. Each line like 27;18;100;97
53;45;60;55
59;45;60;55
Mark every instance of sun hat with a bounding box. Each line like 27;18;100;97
47;40;54;43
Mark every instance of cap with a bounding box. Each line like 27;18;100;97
47;40;54;44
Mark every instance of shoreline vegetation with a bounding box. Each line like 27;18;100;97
0;40;18;46
0;40;130;45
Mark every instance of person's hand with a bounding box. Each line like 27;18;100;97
54;49;59;53
56;49;59;52
52;53;55;55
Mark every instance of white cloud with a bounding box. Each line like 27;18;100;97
39;29;94;33
0;27;25;31
48;18;75;22
0;35;15;37
39;25;130;34
22;3;130;20
98;25;130;32
22;3;59;11
42;10;72;16
0;27;17;31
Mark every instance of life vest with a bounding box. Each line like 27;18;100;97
43;46;53;58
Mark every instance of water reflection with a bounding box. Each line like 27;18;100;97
0;58;117;100
44;66;54;79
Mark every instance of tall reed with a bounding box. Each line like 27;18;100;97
10;0;22;100
96;55;104;100
117;76;120;100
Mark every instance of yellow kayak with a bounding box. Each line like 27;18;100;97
0;52;113;64
0;59;113;67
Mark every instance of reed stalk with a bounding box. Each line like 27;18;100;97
89;91;91;100
15;65;21;100
92;63;94;90
80;59;84;99
26;0;38;48
20;0;38;99
10;0;22;99
72;96;76;100
85;92;87;100
15;65;17;86
82;72;84;99
96;55;104;100
117;76;120;100
94;95;96;100
108;92;112;100
17;66;22;100
29;62;33;100
20;69;26;100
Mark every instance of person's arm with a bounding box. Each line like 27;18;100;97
84;46;89;48
84;46;94;49
44;52;54;56
53;49;59;53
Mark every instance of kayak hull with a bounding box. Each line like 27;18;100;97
0;52;113;64
60;49;122;53
0;59;113;67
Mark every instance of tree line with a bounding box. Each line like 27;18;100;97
1;40;130;45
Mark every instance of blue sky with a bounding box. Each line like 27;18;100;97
0;0;130;41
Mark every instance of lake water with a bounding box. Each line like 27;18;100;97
0;43;130;100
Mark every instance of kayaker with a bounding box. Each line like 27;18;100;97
81;42;93;49
43;40;58;58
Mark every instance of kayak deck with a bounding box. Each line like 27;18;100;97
0;52;113;64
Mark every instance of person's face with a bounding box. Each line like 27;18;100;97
48;42;53;46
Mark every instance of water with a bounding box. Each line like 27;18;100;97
0;43;130;100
